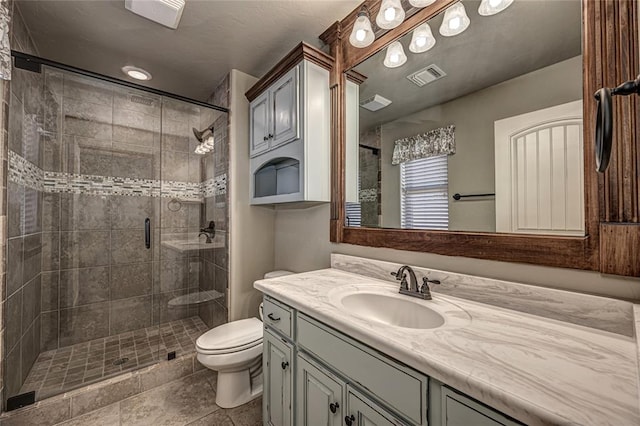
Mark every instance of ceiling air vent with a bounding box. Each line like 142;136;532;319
125;0;185;29
407;64;447;87
360;94;392;112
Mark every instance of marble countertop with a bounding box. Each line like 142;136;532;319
254;269;640;426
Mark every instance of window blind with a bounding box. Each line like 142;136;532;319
400;155;449;230
345;202;362;227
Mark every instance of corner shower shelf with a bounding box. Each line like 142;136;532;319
168;290;225;308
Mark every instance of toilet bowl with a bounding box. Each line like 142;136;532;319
195;270;293;408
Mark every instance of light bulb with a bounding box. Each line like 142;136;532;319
439;2;470;37
204;135;214;148
349;11;375;48
409;23;436;53
122;65;152;81
383;41;407;68
408;0;436;7
376;0;405;30
478;0;514;16
384;7;396;21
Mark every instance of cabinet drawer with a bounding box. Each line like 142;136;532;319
263;297;293;338
297;314;427;425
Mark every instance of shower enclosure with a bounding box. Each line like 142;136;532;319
4;55;229;407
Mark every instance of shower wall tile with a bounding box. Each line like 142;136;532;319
8;93;22;155
63;75;113;107
64;135;112;177
7;181;24;238
188;155;202;183
40;271;59;312
111;263;152;300
112;125;158;151
5;344;22;399
21;321;38;382
41;232;60;272
161;151;188;182
6;237;23;296
158;259;189;293
40;311;59;351
5;289;22;352
21;275;41;333
59;231;110;269
59;193;110;231
113;108;160;135
110;196;153;230
41;134;63;173
63;99;113;140
111;230;150;264
42;193;60;231
59;266;110;308
109;295;152;335
22;233;42;285
59;302;110;347
111;143;158;181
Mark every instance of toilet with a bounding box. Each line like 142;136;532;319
195;270;293;408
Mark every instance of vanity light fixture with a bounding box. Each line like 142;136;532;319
439;2;470;37
408;0;436;7
349;6;375;48
409;23;436;53
478;0;514;16
383;41;407;68
376;0;405;30
122;65;152;81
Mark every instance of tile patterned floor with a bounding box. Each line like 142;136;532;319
21;317;209;400
52;371;262;426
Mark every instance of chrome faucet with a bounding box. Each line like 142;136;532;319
392;265;440;300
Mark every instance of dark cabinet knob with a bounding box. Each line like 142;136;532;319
330;402;340;414
345;414;355;425
267;313;280;322
281;361;289;370
263;136;268;141
268;133;274;139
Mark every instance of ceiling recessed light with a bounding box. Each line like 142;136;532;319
122;66;152;81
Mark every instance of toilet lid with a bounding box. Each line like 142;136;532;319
196;318;263;353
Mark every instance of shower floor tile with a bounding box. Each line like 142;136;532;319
20;317;209;401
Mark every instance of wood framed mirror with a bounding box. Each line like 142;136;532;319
321;0;639;274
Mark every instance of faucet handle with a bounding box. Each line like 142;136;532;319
421;276;440;293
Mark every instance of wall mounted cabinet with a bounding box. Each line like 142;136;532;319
246;43;334;205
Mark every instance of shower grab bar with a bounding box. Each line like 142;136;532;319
145;218;151;249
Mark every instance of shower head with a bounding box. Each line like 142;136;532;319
192;124;214;143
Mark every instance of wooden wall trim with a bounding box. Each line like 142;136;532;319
245;42;335;102
322;0;640;274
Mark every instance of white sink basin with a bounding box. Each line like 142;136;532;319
329;283;470;330
340;292;445;329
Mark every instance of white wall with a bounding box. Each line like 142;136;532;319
273;204;640;301
229;69;276;321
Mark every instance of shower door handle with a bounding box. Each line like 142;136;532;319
145;218;151;249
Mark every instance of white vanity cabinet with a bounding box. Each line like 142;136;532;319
262;295;523;426
246;43;333;205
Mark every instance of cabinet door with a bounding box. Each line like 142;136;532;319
263;329;293;426
270;66;299;149
297;354;344;426
250;91;270;157
345;387;404;426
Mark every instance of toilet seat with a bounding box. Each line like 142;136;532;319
196;318;263;355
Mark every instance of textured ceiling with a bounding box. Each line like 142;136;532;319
354;0;582;131
16;0;361;101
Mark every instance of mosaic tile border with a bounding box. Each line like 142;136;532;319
9;150;227;199
359;188;377;203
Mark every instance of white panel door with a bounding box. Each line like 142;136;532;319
250;91;270;157
271;66;299;149
495;100;584;236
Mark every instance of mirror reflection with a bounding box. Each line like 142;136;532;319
345;0;584;236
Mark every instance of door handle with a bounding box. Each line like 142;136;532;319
330;402;340;414
267;313;280;322
144;218;151;249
